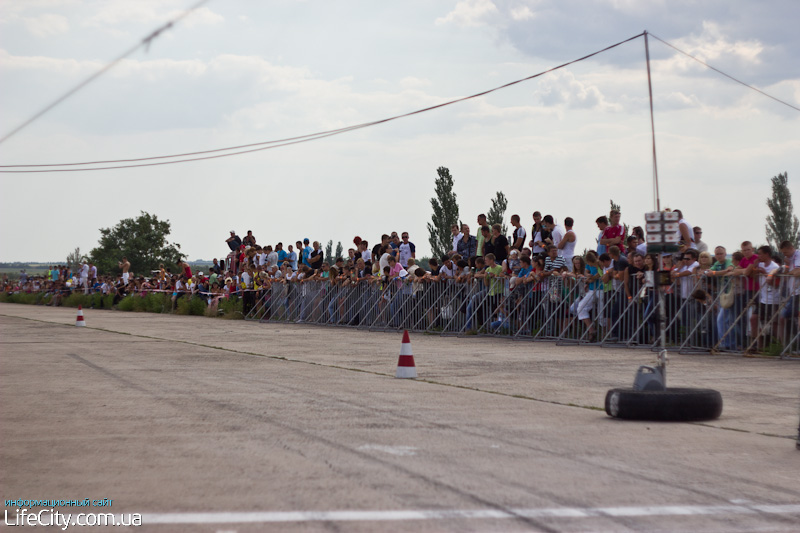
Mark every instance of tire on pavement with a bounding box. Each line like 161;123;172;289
605;387;722;421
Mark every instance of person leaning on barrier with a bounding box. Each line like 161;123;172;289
623;253;645;301
778;241;800;341
511;255;533;290
749;245;781;351
569;251;603;342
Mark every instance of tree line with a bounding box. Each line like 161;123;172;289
50;170;800;278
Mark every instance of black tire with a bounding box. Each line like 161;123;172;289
605;387;723;421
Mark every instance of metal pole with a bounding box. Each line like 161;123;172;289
644;30;660;212
645;30;667;382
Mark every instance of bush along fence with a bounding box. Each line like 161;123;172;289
0;290;243;319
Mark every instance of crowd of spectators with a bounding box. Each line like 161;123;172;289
3;208;799;351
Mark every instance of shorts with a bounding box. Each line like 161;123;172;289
755;302;777;319
781;295;800;319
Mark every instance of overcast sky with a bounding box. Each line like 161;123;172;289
1;0;798;264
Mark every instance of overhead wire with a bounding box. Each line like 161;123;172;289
0;0;212;147
648;32;800;113
0;32;646;173
2;30;797;174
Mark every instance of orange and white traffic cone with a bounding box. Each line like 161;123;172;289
75;305;86;327
396;330;417;378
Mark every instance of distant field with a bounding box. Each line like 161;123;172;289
0;268;49;278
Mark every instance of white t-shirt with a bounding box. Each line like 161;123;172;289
758;261;780;304
551;225;565;253
440;263;456;279
379;253;391;273
675;219;696;249
512;226;527;248
80;264;89;278
679;261;699;298
398;242;415;267
532;229;545;254
785;250;800;296
452;233;463;252
361;250;371;263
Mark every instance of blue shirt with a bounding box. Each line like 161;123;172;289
277;250;288;267
287;251;298;271
587;265;601;291
302;246;312;267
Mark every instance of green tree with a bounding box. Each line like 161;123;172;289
325;240;333;262
334;241;343;261
486;191;508;235
427;166;460;259
765;172;799;249
89;211;184;276
66;247;87;273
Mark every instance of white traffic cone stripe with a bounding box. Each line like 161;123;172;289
76;305;86;327
396;366;417;379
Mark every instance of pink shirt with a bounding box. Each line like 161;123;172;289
739;254;759;292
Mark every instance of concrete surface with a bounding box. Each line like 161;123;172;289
1;303;798;532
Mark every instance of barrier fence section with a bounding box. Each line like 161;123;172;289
245;274;800;360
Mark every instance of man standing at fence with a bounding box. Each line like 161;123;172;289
309;241;324;273
451;224;463;253
749;245;781;351
542;245;567;334
399;232;416;268
119;257;130;285
88;261;97;287
542;215;564;252
484;253;505;312
79;261;89;293
600;210;625;250
476;214;488;258
457;224;477;262
558;217;577;270
276;243;287;268
511;215;526;251
302;239;312;268
595;216;609;255
779;241;800;344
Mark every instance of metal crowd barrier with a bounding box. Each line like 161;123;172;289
243;274;800;360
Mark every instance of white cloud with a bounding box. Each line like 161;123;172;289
84;2;223;29
399;76;431;89
533;70;621;111
510;6;534;21
436;0;499;27
23;13;69;37
659;21;765;74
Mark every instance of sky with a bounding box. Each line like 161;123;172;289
1;0;798;264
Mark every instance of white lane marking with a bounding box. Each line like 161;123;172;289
142;504;800;525
357;444;417;456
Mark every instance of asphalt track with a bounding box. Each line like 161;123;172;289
1;302;798;532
